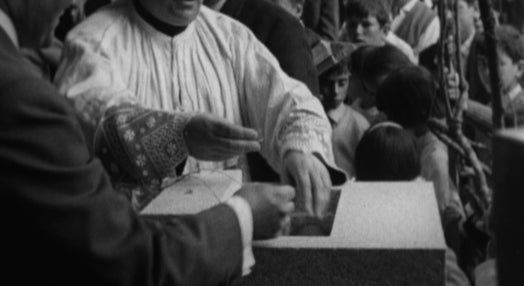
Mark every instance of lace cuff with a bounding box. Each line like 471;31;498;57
95;103;192;189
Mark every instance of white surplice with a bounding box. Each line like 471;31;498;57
55;1;335;178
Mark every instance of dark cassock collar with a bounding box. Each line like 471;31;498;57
133;0;187;37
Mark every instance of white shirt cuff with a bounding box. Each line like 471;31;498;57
225;196;255;276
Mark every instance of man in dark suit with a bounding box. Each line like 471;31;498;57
302;0;340;41
205;0;320;183
0;0;294;285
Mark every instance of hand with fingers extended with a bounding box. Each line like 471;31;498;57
234;183;295;240
281;151;332;218
184;113;261;161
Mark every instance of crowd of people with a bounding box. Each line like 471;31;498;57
2;0;522;285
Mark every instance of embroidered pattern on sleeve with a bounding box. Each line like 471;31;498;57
94;103;192;208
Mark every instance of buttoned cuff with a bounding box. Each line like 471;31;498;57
225;196;255;276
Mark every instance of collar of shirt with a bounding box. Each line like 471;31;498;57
327;104;347;125
507;84;523;102
391;0;418;31
0;8;19;48
402;0;419;13
133;0;187;37
460;32;475;59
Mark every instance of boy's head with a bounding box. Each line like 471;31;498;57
349;45;412;102
320;58;350;111
477;25;524;94
269;0;305;19
457;0;480;43
355;122;420;181
376;65;445;129
345;0;391;46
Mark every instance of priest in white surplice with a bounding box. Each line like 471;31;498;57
55;0;345;216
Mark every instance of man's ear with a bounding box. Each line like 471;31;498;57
517;59;524;77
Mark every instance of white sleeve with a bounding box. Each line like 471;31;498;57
225;196;255;276
415;17;440;55
231;24;337;175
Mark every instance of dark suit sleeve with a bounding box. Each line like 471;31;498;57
267;16;320;96
303;0;339;41
0;59;242;286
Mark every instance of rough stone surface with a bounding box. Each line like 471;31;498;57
241;182;446;286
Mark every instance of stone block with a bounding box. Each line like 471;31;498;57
141;173;446;286
240;182;446;286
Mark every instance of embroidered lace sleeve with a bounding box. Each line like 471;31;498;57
94;103;192;208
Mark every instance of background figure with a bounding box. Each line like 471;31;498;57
467;25;524;127
347;44;412;124
352;121;471;286
268;0;323;48
390;0;440;56
302;0;340;41
319;57;369;178
460;25;524;169
343;0;416;62
376;65;461;214
354;122;419;181
419;0;480;76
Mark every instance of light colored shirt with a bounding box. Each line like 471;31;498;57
460;32;476;62
417;131;451;211
328;104;370;178
225;195;255;275
385;31;418;64
55;2;335;177
0;8;18;48
391;0;440;55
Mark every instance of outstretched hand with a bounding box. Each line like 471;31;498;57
281;151;332;218
235;183;295;240
184;113;261;161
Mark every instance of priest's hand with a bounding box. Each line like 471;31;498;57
184;113;261;161
235;183;295;240
281;151;332;218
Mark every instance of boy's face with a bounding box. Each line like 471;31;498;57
320;71;350;110
457;0;479;43
478;49;523;94
347;15;386;46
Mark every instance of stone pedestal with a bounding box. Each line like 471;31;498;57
242;182;446;286
142;173;446;286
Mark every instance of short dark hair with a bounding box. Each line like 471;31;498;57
350;45;412;81
355;123;420;181
321;57;350;79
346;0;391;27
376;65;445;128
477;25;524;63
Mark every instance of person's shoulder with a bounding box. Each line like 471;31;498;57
66;1;131;45
414;1;436;15
342;104;371;129
512;87;524;108
196;5;262;55
198;6;251;36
